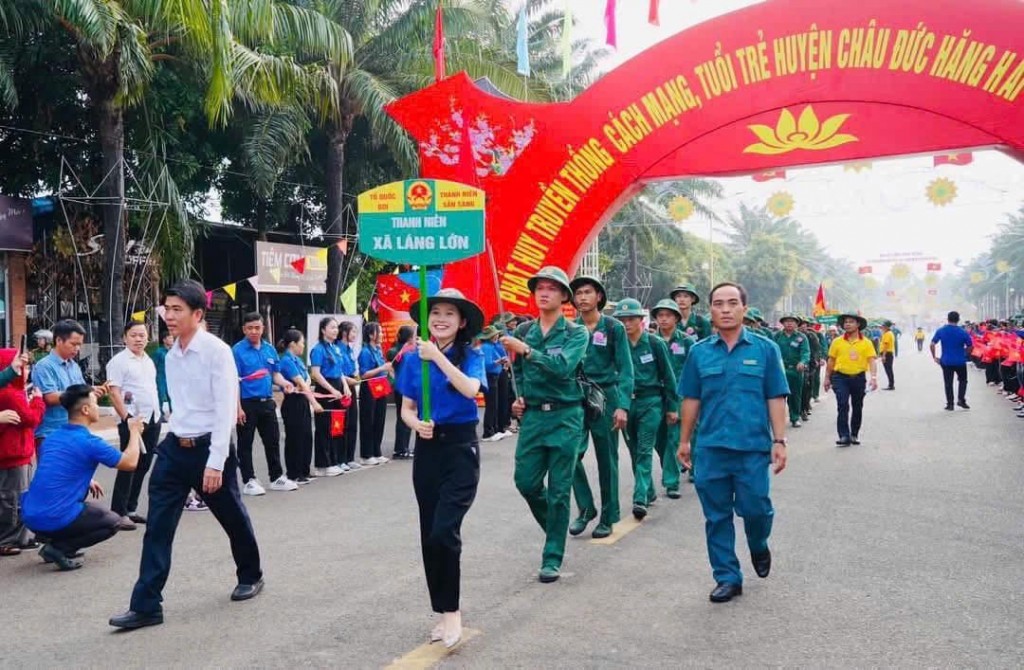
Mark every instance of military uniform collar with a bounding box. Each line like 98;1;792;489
709;327;754;348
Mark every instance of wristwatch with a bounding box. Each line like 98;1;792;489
773;438;788;445
523;345;532;358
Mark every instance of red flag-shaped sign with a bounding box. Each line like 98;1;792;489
858;266;873;275
648;0;660;26
926;262;942;271
433;3;445;81
329;410;346;437
813;283;827;316
752;169;786;182
366;376;393;400
291;257;307;275
933;152;973;167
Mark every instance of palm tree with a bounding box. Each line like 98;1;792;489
36;0;348;361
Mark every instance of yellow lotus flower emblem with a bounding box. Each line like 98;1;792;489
744;106;858;155
926;177;957;207
667;196;695;222
767;191;794;217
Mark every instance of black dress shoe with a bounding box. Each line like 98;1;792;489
109;610;164;630
128;513;147;524
944;404;954;411
666;489;681;499
632;504;647;520
957;401;970;409
230;578;264;601
751;549;771;578
709;582;742;603
836;439;851;447
850;435;861;445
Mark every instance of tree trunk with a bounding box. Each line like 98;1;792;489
323;123;352;312
97;96;125;368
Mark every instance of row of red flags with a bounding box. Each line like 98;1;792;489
752;153;973;183
857;262;942;275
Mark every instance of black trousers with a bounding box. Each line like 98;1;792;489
393;391;412;456
483;374;500;437
916;340;924;352
236;398;282;483
342;392;359;464
313;379;344;468
941;364;968;405
986;360;1002;384
359;390;386;459
832;373;866;440
43;503;121;555
110;417;160;516
412;424;480;613
129;434;262;614
281;394;313;480
498;370;512;430
882;353;895;389
1001;363;1019;395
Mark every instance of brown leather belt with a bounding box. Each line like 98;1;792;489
177;435;210;448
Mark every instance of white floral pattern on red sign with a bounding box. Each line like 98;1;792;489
420;99;536;178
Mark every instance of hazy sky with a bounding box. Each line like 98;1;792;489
508;0;1023;272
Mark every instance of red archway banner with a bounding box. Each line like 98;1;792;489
387;0;1024;319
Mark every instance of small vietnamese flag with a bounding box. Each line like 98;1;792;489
329;410;346;437
934;152;973;167
926;262;942;272
291;257;307;274
367;376;393;400
858;266;873;275
752;169;786;182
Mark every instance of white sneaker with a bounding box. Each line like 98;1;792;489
270;476;299;492
377;456;390;464
361;457;380;466
243;479;266;496
324;465;344;477
347;461;363;471
338;463;351;473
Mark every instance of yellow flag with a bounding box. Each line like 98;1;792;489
131;310;146;322
223;282;237;300
340;281;358;314
315;247;328;263
269;267;281;283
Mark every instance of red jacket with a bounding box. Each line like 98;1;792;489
0;348;45;469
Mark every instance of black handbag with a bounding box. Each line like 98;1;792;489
576;365;606;422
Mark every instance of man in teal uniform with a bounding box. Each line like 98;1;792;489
568;276;634;539
501;267;589;583
671;284;712;340
678;282;790;603
773;314;810;428
799;318;822;419
651;299;695;499
614;299;677;520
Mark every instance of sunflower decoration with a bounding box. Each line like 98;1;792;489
667;195;695;222
926;177;957;207
891;263;911;280
767;191;795;217
924;272;938;286
863;276;879;290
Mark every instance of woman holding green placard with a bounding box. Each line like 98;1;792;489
396;288;486;650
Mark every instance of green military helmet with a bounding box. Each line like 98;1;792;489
649;298;683;322
476;325;500;340
669;283;700;305
744;307;764;323
881;319;894;328
527;266;572;302
569;275;608;310
613;298;647;319
779;313;801;325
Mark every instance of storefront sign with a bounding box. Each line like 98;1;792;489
255;241;327;294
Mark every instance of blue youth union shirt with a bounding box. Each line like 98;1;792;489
21;424;122;532
678;327;789;452
931;325;973;366
338;342;358;377
279;351;309;384
396;347;487;425
309;341;344;379
358;345;386;380
31;352;86;438
233;339;279;399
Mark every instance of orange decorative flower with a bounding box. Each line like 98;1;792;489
744;106;858;155
926;178;957;207
667;196;694;221
767;191;795;217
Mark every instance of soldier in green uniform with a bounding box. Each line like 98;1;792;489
568;276;634;539
500;267;589;583
743;308;764;337
773;314;810;428
671;284;712;340
799;318;822;420
614;299;677;520
651;299;695;499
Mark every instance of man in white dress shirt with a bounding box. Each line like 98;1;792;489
106;320;161;531
110;281;264;630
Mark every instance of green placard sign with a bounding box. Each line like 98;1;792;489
357;179;486;265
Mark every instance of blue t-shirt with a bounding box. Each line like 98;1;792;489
396;347;487;425
931;325;973;366
358;345;386;380
232;339;280;399
309;341;345;380
338;342;358;377
678;328;790;452
279;351;309;383
31;352;87;438
21;424;122;532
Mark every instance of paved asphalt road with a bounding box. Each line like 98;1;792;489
2;349;1022;668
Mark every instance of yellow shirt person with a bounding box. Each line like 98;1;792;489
829;333;877;375
879;330;895;355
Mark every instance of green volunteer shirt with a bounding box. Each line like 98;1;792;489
805;329;823;363
678;312;712;341
656;328;696;380
513;315;589;405
630;332;679;413
773;330;811;368
577;314;635;412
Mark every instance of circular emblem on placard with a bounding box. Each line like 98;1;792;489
406;180;433;210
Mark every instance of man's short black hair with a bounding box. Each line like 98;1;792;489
164;280;207;312
53;319;86;342
948;311;961;323
242;312;263;326
60;384;93;413
124;320;146;335
709;282;748;306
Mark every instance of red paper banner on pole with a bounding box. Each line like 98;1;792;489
926;262;942;271
648;0;660;26
858;266;873;275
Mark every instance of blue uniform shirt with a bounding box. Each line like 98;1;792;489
931;325;973;366
338;342;358;378
678;327;790;452
309;341;345;379
31;352;86;438
21;424;122;532
480;341;505;376
232;339;279;399
358;345;386;380
396;346;487;425
279;350;309;384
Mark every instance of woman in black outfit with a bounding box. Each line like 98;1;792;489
387;325;415;459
